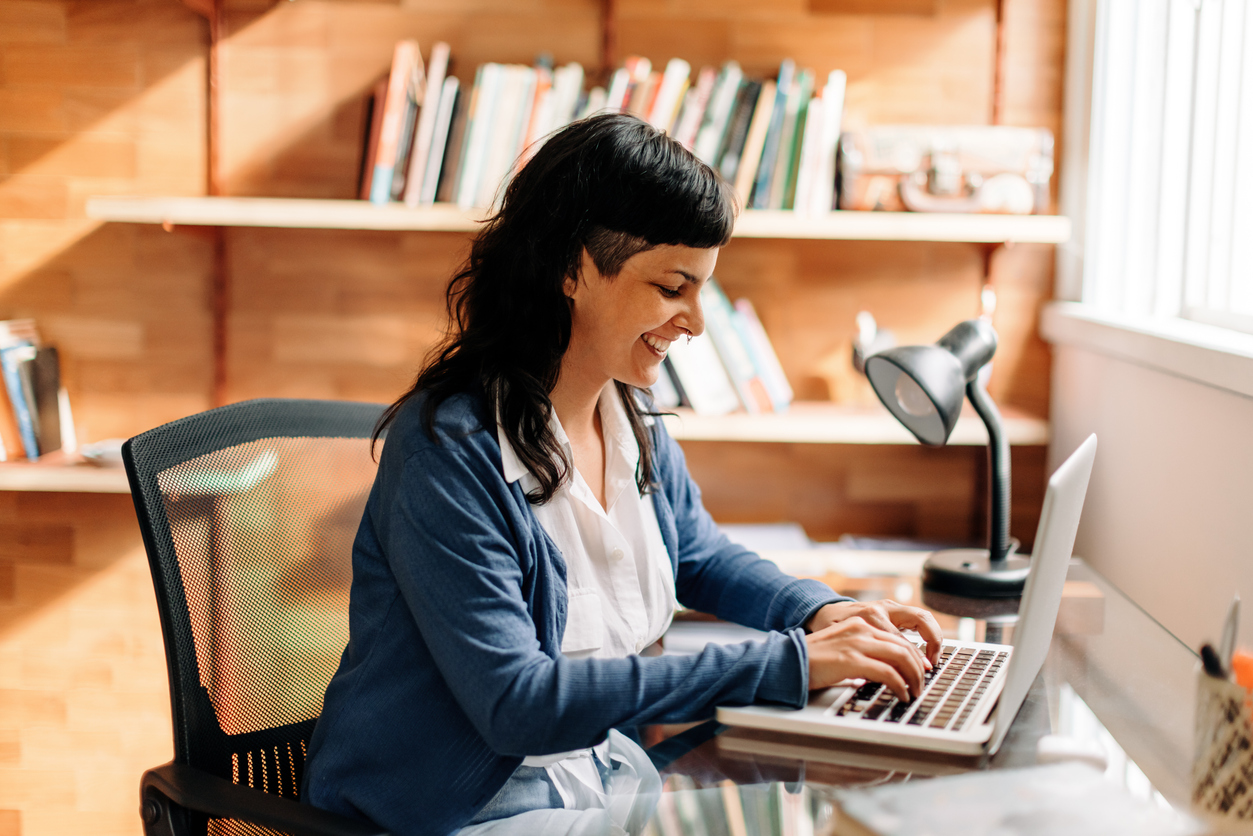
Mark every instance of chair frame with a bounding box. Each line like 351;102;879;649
124;399;389;836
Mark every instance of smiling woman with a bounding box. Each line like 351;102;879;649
300;113;941;836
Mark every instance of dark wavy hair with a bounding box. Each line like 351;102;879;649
376;113;737;503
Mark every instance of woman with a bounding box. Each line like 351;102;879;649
303;113;942;835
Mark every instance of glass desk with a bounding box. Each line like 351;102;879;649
457;556;1200;834
636;555;1199;836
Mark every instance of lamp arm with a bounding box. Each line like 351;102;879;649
965;378;1012;565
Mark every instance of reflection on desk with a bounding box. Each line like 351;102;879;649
641;559;1196;835
459;560;1197;834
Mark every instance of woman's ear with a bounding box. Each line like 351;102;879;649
565;247;596;300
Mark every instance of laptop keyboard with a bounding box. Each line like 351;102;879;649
829;645;1009;732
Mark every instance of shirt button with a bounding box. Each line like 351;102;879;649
611;548;625;562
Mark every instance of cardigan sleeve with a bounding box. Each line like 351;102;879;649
378;441;815;758
651;423;850;632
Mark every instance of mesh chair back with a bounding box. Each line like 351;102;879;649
125;399;383;817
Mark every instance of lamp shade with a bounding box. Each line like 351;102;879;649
864;319;998;447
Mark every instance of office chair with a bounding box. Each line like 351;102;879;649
124;399;390;836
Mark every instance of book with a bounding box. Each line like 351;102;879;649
519;60;553;155
673;65;716;149
435;78;470;204
766;68;809;210
791;96;824;216
357;77;387;200
701;279;773;413
402;41;451;207
647;58;691;131
649;363;681;409
732;79;777;207
694;62;744;165
548;62;585;135
388;81;420;201
455;62;503;208
31;346;62;455
369;39;423;205
577;85;606;119
734;298;793;411
809;69;847;215
604;67;631;112
628;70;660;118
716;80;762;184
477;65;535;207
621;56;652;115
662;357;690;408
777;68;814;210
751;59;795;210
0;344;39;459
0;320;39;461
663;331;740;416
418;76;460;205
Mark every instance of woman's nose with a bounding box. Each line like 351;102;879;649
676;296;705;338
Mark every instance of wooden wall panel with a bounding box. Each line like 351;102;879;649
0;493;170;836
0;1;1067;834
0;0;211;444
685;441;1048;548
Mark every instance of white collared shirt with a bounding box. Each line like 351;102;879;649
496;384;678;803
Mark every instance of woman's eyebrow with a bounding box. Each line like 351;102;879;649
669;270;701;284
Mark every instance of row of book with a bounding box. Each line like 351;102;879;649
0;320;75;461
651;280;793;416
359;42;846;215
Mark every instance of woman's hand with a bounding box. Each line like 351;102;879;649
806;599;943;665
802;600;944;701
804;616;929;701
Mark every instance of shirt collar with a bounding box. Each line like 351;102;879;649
496;384;639;485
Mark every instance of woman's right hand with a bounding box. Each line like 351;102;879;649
805;616;927;701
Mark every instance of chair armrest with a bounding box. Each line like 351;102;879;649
141;762;388;836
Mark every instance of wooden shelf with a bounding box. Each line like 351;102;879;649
85;196;1071;244
0;460;130;493
660;402;1049;446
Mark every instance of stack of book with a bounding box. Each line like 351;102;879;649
359;43;847;215
0;320;75;462
652;279;792;416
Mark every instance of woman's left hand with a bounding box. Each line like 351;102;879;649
806;600;943;667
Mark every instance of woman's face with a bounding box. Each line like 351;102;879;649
563;243;718;391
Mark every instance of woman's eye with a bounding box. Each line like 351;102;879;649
658;285;683;298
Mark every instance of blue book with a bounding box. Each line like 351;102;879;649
0;343;40;459
750;59;795;210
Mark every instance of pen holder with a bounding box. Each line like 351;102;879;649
1193;670;1253;820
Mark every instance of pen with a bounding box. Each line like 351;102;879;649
1201;643;1228;679
1220;594;1241;670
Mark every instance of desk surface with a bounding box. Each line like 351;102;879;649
641;557;1197;834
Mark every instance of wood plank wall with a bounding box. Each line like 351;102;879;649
0;1;1065;834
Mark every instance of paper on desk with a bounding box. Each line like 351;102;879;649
835;763;1203;836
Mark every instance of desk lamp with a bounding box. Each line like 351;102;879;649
864;319;1028;597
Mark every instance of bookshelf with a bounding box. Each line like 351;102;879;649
0;402;1046;494
661;402;1048;446
0;459;129;493
85;196;1072;244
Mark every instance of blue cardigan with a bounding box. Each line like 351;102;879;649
303;392;846;835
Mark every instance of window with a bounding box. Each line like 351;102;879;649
1084;0;1253;333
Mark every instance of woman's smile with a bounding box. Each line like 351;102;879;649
641;333;672;357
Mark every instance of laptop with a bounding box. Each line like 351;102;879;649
717;434;1098;757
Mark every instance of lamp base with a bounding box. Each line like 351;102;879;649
921;548;1030;598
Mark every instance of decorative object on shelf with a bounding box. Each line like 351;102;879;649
864;318;1030;597
839;125;1054;214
